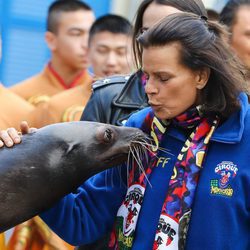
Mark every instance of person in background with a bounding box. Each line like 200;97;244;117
202;0;228;21
220;0;250;86
27;14;133;128
0;34;34;131
10;0;95;106
80;0;208;127
88;14;133;77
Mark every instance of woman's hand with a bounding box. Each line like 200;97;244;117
0;121;37;148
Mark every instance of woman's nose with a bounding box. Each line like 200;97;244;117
144;78;158;95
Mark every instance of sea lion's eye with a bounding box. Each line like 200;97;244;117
104;129;113;143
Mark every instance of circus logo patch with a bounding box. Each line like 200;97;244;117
210;161;238;197
153;215;178;250
115;184;145;248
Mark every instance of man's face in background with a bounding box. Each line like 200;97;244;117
88;31;132;77
231;6;250;70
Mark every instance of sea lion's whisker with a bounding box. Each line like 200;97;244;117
132;139;174;156
127;147;131;186
133;146;144;168
130;144;148;164
131;141;162;160
130;147;144;173
129;146;152;188
127;148;133;185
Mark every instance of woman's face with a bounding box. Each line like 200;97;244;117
142;2;182;30
143;42;205;120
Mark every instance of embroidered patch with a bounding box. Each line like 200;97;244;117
116;184;145;248
210;161;238;197
154;215;179;249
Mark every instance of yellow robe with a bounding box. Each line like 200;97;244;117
10;63;91;106
28;78;93;128
0;84;34;130
0;233;6;250
7;217;74;250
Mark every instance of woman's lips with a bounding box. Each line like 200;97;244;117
148;102;161;109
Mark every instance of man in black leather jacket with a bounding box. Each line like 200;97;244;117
81;70;148;125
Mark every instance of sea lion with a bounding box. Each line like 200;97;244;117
0;121;146;233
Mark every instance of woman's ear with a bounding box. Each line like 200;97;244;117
196;67;210;89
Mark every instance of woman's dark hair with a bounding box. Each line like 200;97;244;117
137;13;246;118
132;0;207;67
220;0;250;29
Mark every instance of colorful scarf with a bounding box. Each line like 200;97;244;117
109;107;218;250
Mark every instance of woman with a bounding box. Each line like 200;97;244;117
2;12;250;249
110;13;248;249
41;13;250;249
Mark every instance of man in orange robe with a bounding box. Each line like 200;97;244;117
10;0;95;107
29;14;133;127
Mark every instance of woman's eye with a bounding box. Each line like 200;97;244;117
157;75;170;82
160;78;169;82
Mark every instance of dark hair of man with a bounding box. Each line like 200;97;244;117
138;13;246;118
132;0;208;67
88;14;132;44
47;0;92;33
220;0;250;29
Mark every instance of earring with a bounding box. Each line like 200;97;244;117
197;85;204;90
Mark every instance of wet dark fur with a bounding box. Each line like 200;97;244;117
0;121;145;233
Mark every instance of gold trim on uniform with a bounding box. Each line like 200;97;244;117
61;105;85;122
28;95;51;106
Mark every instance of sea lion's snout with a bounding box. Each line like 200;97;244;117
96;125;147;164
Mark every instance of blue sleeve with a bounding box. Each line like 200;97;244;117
40;167;127;245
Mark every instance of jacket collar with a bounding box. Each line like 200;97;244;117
167;93;249;144
113;70;148;109
212;92;248;143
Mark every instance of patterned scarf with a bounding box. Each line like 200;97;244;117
109;107;218;250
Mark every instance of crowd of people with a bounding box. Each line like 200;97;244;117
1;0;250;249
